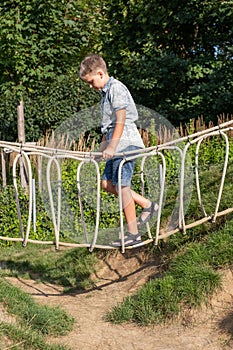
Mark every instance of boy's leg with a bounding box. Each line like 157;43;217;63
101;180;155;225
131;189;159;224
131;189;151;209
102;157;158;237
110;186;142;247
121;186;138;234
102;180;137;233
102;156;149;207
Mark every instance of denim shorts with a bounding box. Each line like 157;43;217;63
102;146;141;187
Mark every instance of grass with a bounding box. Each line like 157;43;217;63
0;322;69;350
0;278;74;335
0;244;98;349
0;276;74;349
0;245;97;292
103;147;233;326
105;218;233;325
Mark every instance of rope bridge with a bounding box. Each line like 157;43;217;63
0;120;233;253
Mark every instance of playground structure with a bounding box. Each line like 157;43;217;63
0;119;233;253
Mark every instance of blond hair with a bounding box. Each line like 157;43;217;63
79;54;107;78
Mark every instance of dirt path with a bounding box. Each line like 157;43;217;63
7;250;233;350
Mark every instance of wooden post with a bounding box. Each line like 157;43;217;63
17;99;27;188
1;150;7;187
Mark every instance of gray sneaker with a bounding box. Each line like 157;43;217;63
137;202;159;226
110;232;142;247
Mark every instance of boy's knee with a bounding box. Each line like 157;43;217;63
101;180;108;191
101;180;118;194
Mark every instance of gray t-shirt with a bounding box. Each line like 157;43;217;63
101;77;145;153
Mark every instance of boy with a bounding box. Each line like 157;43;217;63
79;54;158;247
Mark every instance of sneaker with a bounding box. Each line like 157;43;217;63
110;232;142;247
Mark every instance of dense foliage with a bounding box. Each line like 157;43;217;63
102;0;233;124
0;0;233;140
0;0;102;140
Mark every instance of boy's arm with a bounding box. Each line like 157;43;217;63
102;108;126;159
99;134;107;152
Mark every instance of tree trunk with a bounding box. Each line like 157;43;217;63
17;99;27;188
17;99;25;143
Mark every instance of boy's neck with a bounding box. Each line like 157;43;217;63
103;73;110;86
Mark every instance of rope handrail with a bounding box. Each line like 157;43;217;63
0;120;232;252
1;118;233;157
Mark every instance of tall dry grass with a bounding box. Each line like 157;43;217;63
40;113;233;150
1;113;233;188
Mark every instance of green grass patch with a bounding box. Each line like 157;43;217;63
0;243;98;349
0;278;74;336
0;244;97;292
106;219;233;325
0;322;70;350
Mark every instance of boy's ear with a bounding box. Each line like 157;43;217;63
97;70;104;78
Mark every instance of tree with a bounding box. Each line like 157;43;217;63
102;0;233;125
0;0;103;141
0;0;104;185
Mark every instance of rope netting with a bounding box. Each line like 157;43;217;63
1;119;233;253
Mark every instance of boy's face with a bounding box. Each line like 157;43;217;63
82;70;107;91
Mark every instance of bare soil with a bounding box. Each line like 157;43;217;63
5;249;233;350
